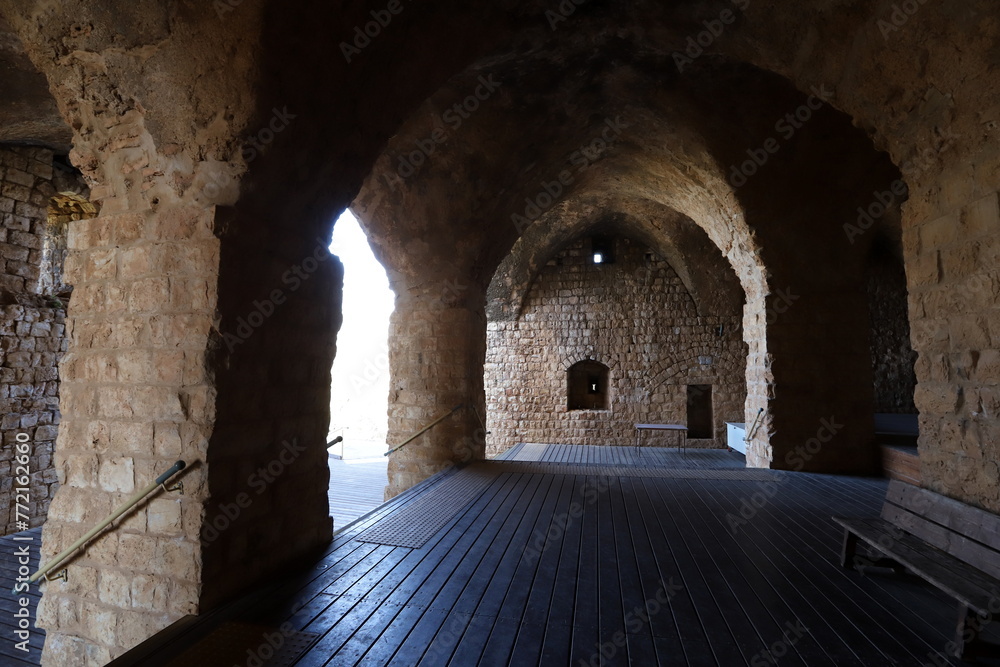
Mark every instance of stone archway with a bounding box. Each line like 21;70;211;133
0;1;995;662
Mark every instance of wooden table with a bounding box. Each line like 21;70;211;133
634;423;687;454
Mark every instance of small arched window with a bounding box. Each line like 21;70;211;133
567;360;610;411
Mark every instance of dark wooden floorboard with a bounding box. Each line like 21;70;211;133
756;474;955;658
642;477;748;666
538;475;588;665
792;472;963;647
0;528;44;666
111;452;1000;667
677;478;843;666
694;476;899;664
569;473;602;666
692;475;939;665
365;475;540;664
310;470;524;666
618;477;688;666
630;477;718;667
448;474;557;665
327;456;388;531
429;473;548;666
801;477;972;661
507;474;575;666
610;475;660;667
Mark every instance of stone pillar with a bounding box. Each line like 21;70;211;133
38;201;221;665
906;175;1000;512
763;289;877;474
385;282;486;498
2;5;265;659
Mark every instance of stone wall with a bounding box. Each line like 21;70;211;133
0;304;64;534
485;236;746;456
908;179;1000;512
0;146;78;537
867;253;917;414
1;146;54;294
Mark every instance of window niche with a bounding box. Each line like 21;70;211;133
568;360;610;410
589;236;615;265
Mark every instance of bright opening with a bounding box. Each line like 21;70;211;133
328;209;395;461
593;253;604;264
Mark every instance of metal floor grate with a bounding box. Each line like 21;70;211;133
355;465;497;548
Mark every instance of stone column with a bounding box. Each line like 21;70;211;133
762;288;877;474
385;281;486;498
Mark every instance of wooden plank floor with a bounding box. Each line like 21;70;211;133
499;443;747;469
328;455;389;530
118;449;1000;666
0;528;44;666
0;457;389;667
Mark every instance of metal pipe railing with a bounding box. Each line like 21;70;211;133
327;435;344;459
384;404;464;456
22;460;187;589
745;407;765;442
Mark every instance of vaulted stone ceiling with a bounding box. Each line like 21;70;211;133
0;2;997;661
0;14;70;149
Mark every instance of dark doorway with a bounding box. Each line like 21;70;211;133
687;384;713;438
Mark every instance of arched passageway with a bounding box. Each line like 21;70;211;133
0;1;995;661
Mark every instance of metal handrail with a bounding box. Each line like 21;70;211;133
21;460;187;589
745;407;765;442
327;435;344;459
384;404;464;456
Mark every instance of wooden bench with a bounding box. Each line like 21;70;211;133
832;480;1000;660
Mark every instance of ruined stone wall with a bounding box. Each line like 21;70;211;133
0;146;70;537
485;237;746;456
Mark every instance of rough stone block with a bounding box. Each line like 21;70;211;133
147;498;182;534
98;572;131;608
915;383;961;415
962;191;999;238
98;458;135;493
